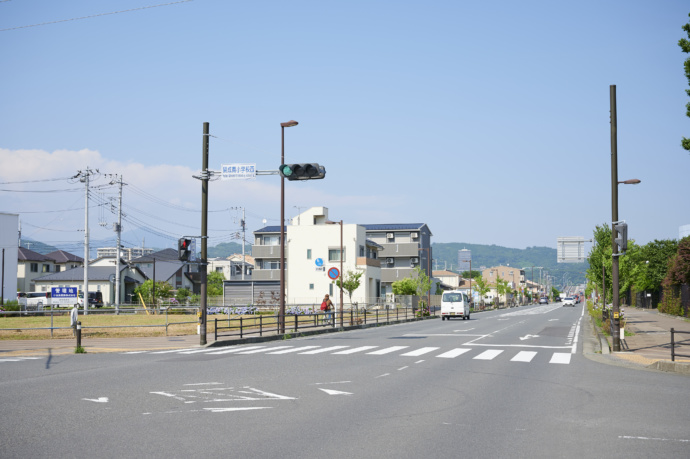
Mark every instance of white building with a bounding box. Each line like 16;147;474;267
0;213;19;303
252;207;382;306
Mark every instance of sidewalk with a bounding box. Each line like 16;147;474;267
596;306;690;374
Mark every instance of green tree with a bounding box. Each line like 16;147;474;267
664;236;690;287
207;271;225;296
392;277;417;295
175;287;191;304
134;280;173;306
679;12;690;152
461;270;482;279
411;267;433;305
472;276;491;307
336;270;364;303
495;278;510;306
586;223;640;303
628;239;679;292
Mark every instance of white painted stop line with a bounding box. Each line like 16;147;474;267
267;346;320;354
550;353;571;364
511;351;537;362
436;348;471;359
401;347;440;357
300;346;349;354
474;349;504;360
238;346;293;354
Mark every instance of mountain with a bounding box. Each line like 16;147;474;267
432;243;589;289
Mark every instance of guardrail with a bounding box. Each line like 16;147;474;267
671;328;690;362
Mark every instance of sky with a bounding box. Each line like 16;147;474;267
1;0;689;255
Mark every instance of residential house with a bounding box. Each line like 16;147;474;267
45;250;83;273
208;254;254;281
129;249;197;294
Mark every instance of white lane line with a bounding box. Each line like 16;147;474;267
398;366;409;371
401;347;440;357
237;346;293;354
550;353;572;364
332;346;379;355
0;359;21;362
267;346;320;354
436;348;471;359
206;346;267;355
571;305;585;353
375;373;390;378
300;346;349;354
474;350;504;360
511;351;537;362
124;351;148;354
179;348;234;354
619;435;690;443
367;346;409;355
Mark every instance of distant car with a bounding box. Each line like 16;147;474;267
562;297;576;307
539;297;549;304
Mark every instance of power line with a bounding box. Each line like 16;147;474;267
0;0;194;32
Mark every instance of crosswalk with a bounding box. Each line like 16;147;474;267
123;344;573;365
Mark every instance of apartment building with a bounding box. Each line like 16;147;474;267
96;246;154;261
251;207;382;305
482;265;526;291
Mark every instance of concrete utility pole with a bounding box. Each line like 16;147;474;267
76;168;97;315
610;85;621;352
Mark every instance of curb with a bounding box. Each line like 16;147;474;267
648;360;690;375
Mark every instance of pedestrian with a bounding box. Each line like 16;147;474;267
321;294;334;325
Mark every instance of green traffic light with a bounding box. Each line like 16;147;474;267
279;164;294;177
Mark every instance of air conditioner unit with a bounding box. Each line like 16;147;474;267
411;232;419;239
386;233;394;239
386;258;394;264
411;257;419;264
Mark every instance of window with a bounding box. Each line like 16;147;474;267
309;283;314;290
264;235;280;246
359;245;364;257
307;249;312;260
30;263;38;273
215;267;223;273
328;248;345;262
265;260;280;270
55;266;61;273
42;264;50;273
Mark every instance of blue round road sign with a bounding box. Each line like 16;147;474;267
328;267;340;280
315;258;324;267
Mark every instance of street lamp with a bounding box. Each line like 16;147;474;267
610;83;642;352
279;120;298;334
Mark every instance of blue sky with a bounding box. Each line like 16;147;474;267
1;0;689;254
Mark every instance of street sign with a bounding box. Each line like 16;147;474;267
221;164;256;180
328;267;340;280
557;237;587;263
51;287;78;305
315;258;324;267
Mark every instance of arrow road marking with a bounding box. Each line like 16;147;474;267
83;397;109;403
519;334;540;341
319;388;353;396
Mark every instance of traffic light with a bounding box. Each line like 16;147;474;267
178;238;192;261
614;222;628;252
278;163;326;181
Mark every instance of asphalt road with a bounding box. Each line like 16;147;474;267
1;303;688;458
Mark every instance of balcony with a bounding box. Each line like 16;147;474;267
357;257;381;268
252;245;285;259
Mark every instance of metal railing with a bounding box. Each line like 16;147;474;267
670;328;690;362
214;307;422;340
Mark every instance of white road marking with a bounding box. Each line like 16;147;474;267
333;346;379;355
619;435;690;443
367;346;409;355
204;407;272;413
519;334;540;341
300;346;349;354
436;348;471;359
150;348;198;354
183;382;223;386
398;366;409;371
206;346;266;355
474;350;504;360
237;346;293;354
267;346;320;354
511;351;537;362
375;373;390;378
82;397;108;403
550;353;571;364
319;388;353;396
401;347;439;356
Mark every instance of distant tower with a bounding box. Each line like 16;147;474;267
458;248;471;273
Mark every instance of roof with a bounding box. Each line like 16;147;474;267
365;239;383;250
130;248;180;263
45;250;83;264
33;266;142;282
254;226;283;233
362;223;432;236
18;247;52;262
137;260;183;283
433;270;461;277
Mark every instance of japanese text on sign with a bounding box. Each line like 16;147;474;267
221;164;256;180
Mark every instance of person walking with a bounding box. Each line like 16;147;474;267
322;294;334;325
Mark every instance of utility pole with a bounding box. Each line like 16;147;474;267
109;174;124;314
200;122;209;345
76;168;98;315
610;85;621;352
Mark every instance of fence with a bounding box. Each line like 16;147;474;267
214;306;421;341
671;328;690;362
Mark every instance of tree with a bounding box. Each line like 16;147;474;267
411;267;433;305
461;270;481;279
134;280;173;306
472;275;490;307
679;12;690;152
392;278;417;295
495;278;510;306
664;236;690;287
336;270;363;303
207;271;225;296
175;287;191;304
628;239;679;292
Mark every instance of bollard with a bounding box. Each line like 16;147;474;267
76;321;82;348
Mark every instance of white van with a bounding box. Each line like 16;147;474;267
441;290;470;321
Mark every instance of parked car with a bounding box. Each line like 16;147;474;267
562;297;576;307
539;297;549;304
78;291;103;308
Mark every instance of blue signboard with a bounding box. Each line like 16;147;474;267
315;258;324;267
51;287;77;298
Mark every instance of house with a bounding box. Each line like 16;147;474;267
361;223;433;297
17;247;85;294
208;254;254;280
129;249;196;293
32;265;147;305
433;270;463;289
45;250;83;272
250;207;382;306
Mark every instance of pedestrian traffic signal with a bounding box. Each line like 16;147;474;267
278;163;326;181
178;238;192;261
614;222;628;252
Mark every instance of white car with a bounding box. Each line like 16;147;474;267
562;297;576;307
